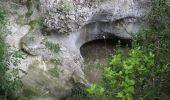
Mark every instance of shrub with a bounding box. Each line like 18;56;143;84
86;47;164;99
0;9;25;99
44;39;60;54
29;18;43;30
86;84;104;96
48;59;60;78
103;47;163;99
134;0;170;96
86;0;170;99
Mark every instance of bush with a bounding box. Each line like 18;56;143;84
135;0;170;96
86;0;170;99
86;47;164;99
0;9;24;99
103;47;165;99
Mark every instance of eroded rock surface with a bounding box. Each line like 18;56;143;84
3;0;151;99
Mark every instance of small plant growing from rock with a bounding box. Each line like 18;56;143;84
29;18;43;30
86;84;104;96
26;0;34;17
48;59;60;78
43;39;60;54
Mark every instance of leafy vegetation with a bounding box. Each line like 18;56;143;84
48;59;60;78
17;96;33;100
44;39;60;54
26;0;34;17
29;18;43;30
0;10;22;99
85;47;161;99
86;84;104;97
134;0;170;97
84;0;170;99
0;9;32;100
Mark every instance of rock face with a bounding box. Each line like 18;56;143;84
3;0;150;99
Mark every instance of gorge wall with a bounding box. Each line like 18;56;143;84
1;0;150;99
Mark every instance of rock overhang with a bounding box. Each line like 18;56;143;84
76;21;133;49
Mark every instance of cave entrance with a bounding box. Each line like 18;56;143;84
80;39;116;63
80;38;131;64
80;38;131;83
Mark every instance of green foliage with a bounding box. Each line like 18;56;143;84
0;10;7;75
17;96;33;100
94;0;170;99
68;83;88;100
29;18;43;30
0;9;22;98
148;0;170;31
134;0;170;97
8;47;25;66
26;0;34;17
44;40;60;53
0;10;7;37
86;84;104;96
101;47;161;99
0;9;28;99
136;0;170;61
85;46;167;99
48;59;60;78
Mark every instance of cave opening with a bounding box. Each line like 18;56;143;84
80;38;131;83
80;38;131;64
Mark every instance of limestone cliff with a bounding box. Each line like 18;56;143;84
1;0;151;99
